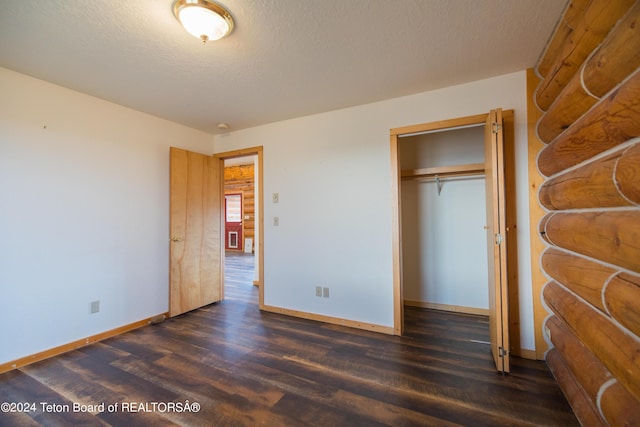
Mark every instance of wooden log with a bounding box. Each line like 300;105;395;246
541;248;615;312
583;2;640;98
539;151;629;209
225;181;254;190
538;214;553;244
545;315;612;401
543;281;640;402
546;348;608;427
539;142;640;209
542;210;640;273
548;314;640;426
604;272;640;338
224;164;255;180
537;71;598;143
536;0;635;111
537;0;592;78
538;68;640;177
615;143;640;204
599;379;640;426
536;3;640;143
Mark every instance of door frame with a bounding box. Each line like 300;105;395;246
389;112;516;367
215;146;265;308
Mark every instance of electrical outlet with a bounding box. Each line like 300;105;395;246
315;286;322;297
272;193;279;203
90;300;100;314
323;287;329;298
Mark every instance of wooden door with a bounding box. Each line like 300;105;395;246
169;147;222;317
484;109;510;373
224;193;243;250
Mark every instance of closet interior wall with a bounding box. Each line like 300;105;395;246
400;126;489;315
531;0;640;424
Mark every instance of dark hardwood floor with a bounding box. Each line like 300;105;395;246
0;252;578;426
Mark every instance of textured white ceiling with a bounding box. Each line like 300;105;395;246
0;0;566;134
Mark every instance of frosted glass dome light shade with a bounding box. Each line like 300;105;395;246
174;0;234;43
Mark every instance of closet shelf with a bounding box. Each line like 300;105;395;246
401;163;485;180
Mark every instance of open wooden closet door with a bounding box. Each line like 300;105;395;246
484;109;510;373
169;147;222;317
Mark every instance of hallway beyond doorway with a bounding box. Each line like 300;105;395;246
224;251;256;303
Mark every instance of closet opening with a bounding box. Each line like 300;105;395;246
399;124;488;316
390;110;518;373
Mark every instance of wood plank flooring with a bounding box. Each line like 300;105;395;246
0;252;578;426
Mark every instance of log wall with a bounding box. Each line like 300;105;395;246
224;164;255;250
534;1;640;425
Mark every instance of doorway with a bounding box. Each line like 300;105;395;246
224;193;243;250
390;110;517;373
223;155;257;296
217;147;264;309
169;146;264;318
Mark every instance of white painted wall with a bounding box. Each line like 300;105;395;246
214;70;535;351
400;127;489;310
0;68;536;365
0;67;213;365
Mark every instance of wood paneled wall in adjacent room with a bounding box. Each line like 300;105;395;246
224;164;255;251
532;0;640;425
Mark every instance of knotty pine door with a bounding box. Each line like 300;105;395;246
169;147;223;317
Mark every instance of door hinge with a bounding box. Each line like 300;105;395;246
495;232;503;245
492;122;502;133
499;347;508;357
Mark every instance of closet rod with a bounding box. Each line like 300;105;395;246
418;172;484;195
401;162;484;180
415;172;485;181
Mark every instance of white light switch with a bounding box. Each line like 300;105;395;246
272;193;279;203
273;217;279;226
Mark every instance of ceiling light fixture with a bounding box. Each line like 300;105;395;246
173;0;234;44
